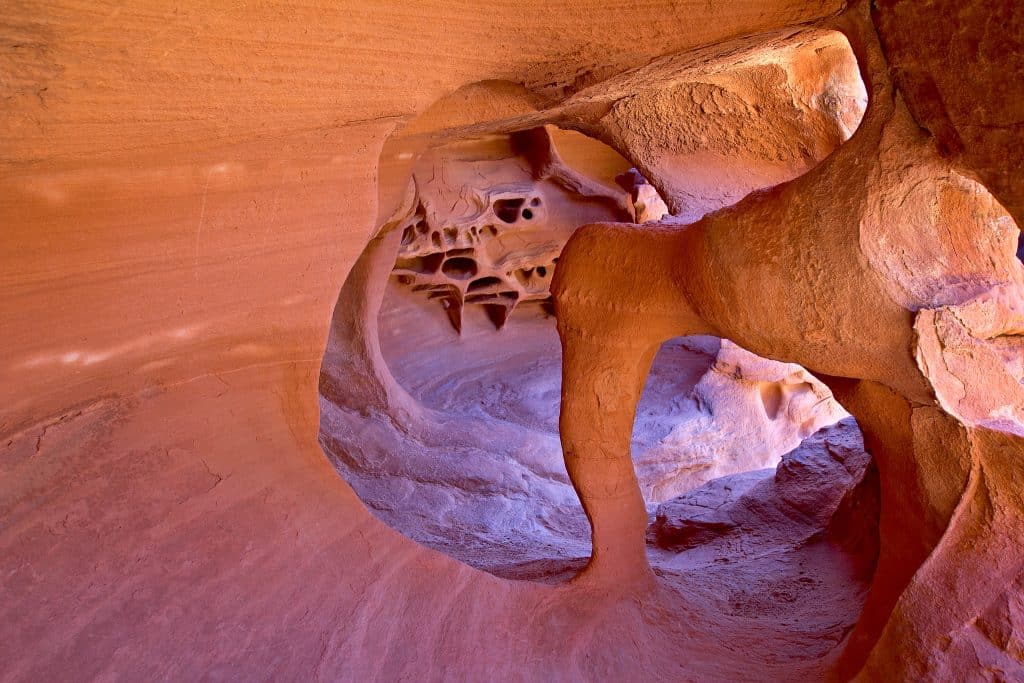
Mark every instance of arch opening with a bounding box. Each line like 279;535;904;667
317;25;887;672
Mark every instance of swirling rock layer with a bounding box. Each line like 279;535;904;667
3;1;1024;680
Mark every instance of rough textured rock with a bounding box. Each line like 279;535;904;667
584;28;867;221
873;0;1024;233
389;127;629;332
3;1;1023;681
634;338;847;503
649;418;877;561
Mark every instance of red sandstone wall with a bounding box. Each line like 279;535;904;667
1;3;850;678
3;1;1023;680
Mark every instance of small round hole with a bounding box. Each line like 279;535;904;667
441;257;478;280
522;209;533;220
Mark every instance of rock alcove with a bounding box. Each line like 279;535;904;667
7;2;1024;681
319;27;888;658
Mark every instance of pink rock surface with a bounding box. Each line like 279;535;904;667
3;1;1024;680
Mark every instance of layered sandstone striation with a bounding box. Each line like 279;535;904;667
3;1;1024;681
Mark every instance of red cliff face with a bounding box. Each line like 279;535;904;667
2;2;1023;681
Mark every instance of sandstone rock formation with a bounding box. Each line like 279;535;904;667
549;5;1024;679
3;1;1023;681
319;106;853;577
635;339;847;503
389;127;630;332
649;418;877;564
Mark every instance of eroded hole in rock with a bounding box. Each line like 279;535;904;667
322;127;878;572
319;29;881;667
320;126;635;578
494;198;527;223
441;256;478;280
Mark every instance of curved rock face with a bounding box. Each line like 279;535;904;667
3;2;1024;682
319;93;855;575
587;29;867;221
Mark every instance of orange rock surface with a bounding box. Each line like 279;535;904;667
2;1;1023;680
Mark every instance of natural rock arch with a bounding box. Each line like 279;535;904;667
320;15;896;671
5;0;1024;680
551;5;1024;679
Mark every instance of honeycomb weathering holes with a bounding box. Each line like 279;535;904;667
441;257;479;280
379;127;631;333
